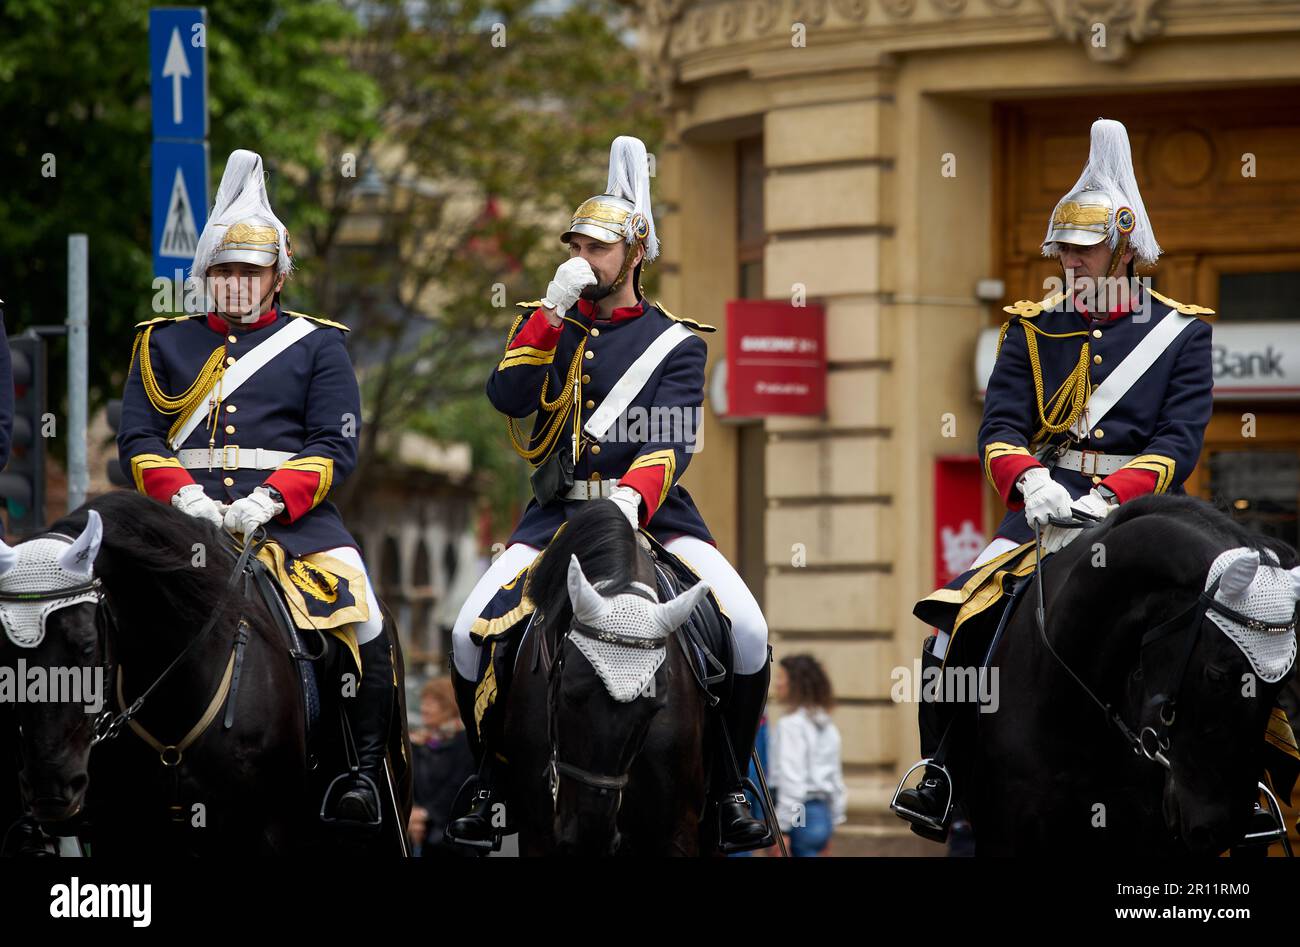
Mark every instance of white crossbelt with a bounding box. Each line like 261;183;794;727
1070;309;1196;440
1053;448;1137;477
168;317;318;450
176;447;295;471
565;477;620;500
582;322;692;441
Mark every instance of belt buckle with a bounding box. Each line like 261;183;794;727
1079;449;1099;478
222;445;240;470
587;476;603;500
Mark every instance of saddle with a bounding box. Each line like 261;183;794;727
643;534;735;705
248;556;324;736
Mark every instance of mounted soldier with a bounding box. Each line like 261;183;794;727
894;119;1217;840
444;136;773;852
117;149;393;827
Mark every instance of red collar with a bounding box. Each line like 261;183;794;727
576;297;646;323
207;304;279;334
1075;297;1132;324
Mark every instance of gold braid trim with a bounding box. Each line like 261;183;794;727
503;314;589;465
994;317;1092;451
129;326;226;444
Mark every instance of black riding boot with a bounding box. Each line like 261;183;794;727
331;633;395;825
444;667;506;850
714;660;774;853
893;635;959;841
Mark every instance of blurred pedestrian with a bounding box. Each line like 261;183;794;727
769;654;847;857
410;676;475;857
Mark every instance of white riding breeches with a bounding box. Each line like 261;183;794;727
323;545;385;646
450;537;770;679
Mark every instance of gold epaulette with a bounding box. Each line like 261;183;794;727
285;310;350;331
1001;289;1072;320
1146;288;1215;317
134;313;202;329
656;300;716;333
514;299;546;309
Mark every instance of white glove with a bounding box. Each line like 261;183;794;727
541;257;597;320
1042;489;1117;554
171;483;224;530
223;486;285;537
609;485;642;531
1018;466;1073;529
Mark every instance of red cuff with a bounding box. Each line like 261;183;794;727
140;466;195;504
620;467;666;525
508;308;563;352
1099;467;1158;504
264;467;324;523
990;455;1043;510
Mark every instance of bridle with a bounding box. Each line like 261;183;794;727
1031;517;1298;771
0;529;264;752
543;583;666;808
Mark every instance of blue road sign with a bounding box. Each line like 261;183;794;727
150;8;207;142
152;140;209;282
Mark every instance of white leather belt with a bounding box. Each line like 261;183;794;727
176;447;295;471
1054;448;1137;477
565;477;620;500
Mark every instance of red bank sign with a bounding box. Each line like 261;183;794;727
724;301;826;417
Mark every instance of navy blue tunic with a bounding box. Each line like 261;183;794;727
118;305;360;556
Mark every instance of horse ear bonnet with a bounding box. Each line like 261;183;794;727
0;537;101;648
1204;547;1299;684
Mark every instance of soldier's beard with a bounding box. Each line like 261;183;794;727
580;278;615;302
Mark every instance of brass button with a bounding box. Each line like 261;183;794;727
226;356;236;366
1092;329;1102;339
225;424;235;435
1093;428;1104;439
223;476;234;487
591;444;601;455
228;335;238;344
1092;475;1102;485
584;350;594;360
581;374;591;384
1093;354;1102;364
591;472;601;481
590;327;600;337
585;399;595;409
226;404;237;413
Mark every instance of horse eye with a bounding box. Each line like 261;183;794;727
1205;664;1228;683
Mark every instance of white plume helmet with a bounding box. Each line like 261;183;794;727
1203;547;1300;684
605;136;659;263
564;554;710;702
190;149;294;284
1042;118;1161;266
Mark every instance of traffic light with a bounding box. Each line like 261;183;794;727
105;398;129;488
0;331;48;535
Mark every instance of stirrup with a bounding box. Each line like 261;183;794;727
890;758;954;842
444;787;503;853
716;781;776;855
320;771;382;829
1236;781;1293;856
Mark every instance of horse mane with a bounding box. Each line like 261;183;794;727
1090;493;1299;568
48;490;244;637
525;500;641;637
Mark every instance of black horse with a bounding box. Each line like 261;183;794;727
498;501;721;855
0;491;411;855
972;494;1299;855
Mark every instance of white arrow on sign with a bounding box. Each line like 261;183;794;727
160;167;199;258
162;27;191;125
